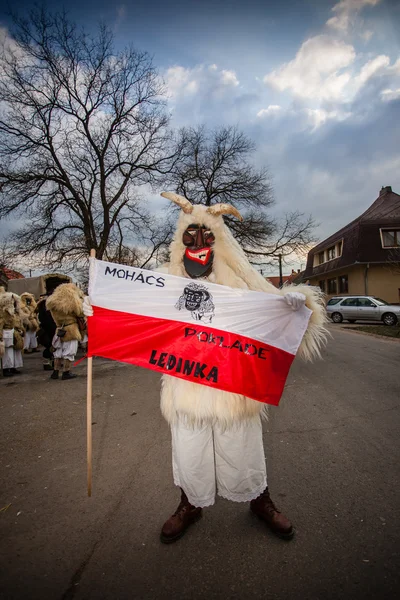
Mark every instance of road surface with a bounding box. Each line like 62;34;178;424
0;327;399;599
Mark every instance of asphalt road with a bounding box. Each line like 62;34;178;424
1;327;399;600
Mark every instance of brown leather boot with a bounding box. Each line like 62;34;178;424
50;358;62;380
250;487;294;540
160;489;202;544
62;359;77;380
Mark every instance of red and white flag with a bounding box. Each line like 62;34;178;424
87;259;312;406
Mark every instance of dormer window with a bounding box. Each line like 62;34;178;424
381;229;400;248
313;239;343;267
327;246;336;260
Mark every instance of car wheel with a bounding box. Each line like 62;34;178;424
331;312;343;323
348;320;356;324
382;313;398;326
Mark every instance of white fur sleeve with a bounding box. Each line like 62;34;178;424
283;284;328;361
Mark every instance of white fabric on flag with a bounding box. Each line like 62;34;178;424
87;258;312;405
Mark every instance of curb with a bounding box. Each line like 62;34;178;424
333;326;400;343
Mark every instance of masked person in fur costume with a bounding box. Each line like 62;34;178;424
37;294;57;371
0;288;25;377
46;283;85;381
20;293;39;352
84;192;327;543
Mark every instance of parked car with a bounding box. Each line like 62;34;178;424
326;296;400;326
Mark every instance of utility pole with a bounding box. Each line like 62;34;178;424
278;253;283;288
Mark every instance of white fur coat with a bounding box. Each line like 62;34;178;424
160;205;328;429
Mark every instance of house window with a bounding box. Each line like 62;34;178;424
318;280;326;292
339;274;348;293
327;246;336;260
381;230;400;247
327;278;337;294
337;241;343;256
318;251;325;265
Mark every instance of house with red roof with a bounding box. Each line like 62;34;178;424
0;266;25;290
266;269;304;288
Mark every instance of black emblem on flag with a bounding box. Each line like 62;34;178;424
175;282;215;324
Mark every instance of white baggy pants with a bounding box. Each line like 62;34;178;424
2;330;23;370
52;335;78;362
24;330;38;350
171;417;267;508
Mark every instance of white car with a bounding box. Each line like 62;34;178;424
326;296;400;326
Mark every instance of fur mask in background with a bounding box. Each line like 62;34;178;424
0;291;17;317
21;292;37;312
46;283;84;316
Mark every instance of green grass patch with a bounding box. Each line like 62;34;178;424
344;325;400;338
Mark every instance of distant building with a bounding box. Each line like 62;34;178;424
266;275;291;288
7;273;72;298
0;266;25;290
266;269;304;288
304;186;400;304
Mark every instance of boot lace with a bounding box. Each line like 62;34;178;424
258;489;280;515
173;500;193;519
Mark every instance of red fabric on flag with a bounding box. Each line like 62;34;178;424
87;306;294;405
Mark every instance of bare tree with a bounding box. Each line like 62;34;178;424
104;211;174;269
242;212;318;268
168;125;272;209
0;236;33;275
0;239;10;268
165;125;316;265
0;7;178;270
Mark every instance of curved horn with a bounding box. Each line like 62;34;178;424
206;203;243;221
160;191;193;214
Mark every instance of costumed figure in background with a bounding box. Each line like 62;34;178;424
83;192;328;543
20;292;39;353
0;287;25;377
46;283;85;381
37;294;57;371
79;319;88;354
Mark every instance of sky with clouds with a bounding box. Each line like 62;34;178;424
1;0;400;273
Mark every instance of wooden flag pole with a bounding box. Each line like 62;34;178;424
87;248;96;497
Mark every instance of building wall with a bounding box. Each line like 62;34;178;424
309;265;364;297
309;264;400;303
367;265;400;304
348;266;365;294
